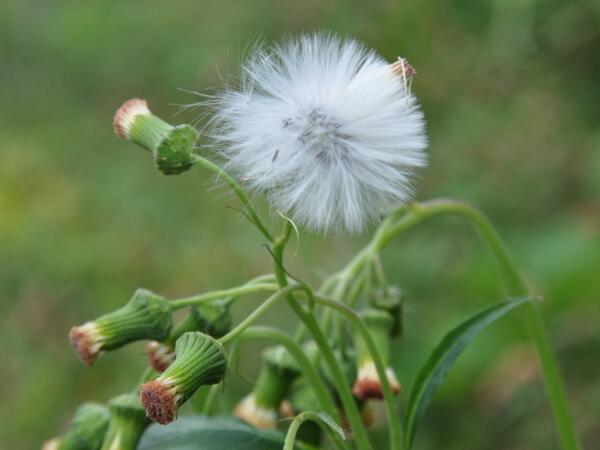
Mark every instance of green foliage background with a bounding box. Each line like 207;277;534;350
0;1;598;449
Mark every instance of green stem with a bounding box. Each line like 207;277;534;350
238;326;349;450
314;295;403;450
169;283;278;310
271;223;374;450
191;154;273;241
284;411;347;450
370;199;581;450
219;284;303;345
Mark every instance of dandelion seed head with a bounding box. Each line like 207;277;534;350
208;34;428;234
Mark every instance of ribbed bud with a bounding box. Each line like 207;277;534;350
233;345;300;429
55;402;110;450
146;303;232;373
352;309;401;400
140;332;227;424
100;393;150;450
69;289;172;366
114;98;198;175
192;302;232;338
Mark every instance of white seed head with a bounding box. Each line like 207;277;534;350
113;98;150;139
207;34;428;234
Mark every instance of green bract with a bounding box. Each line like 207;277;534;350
57;402;110;450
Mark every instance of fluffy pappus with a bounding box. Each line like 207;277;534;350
206;34;428;234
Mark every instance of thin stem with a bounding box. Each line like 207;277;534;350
219;284;303;345
169;283;279;310
272;222;374;450
284;411;347;450
191;154;273;241
369;199;581;450
238;326;349;450
314;294;403;450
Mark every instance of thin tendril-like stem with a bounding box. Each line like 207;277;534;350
190;154;273;242
169;283;279;310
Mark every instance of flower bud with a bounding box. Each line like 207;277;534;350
113;98;198;175
55;402;110;450
100;393;150;450
146;303;232;372
192;301;232;338
352;309;401;400
70;289;172;366
140;332;227;424
233;345;300;429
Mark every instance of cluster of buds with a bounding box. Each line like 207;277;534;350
69;289;172;366
140;332;227;424
43;402;109;450
100;393;150;450
146;301;232;372
352;309;402;400
233;345;300;429
113;98;198;175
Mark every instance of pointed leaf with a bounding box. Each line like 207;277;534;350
404;297;533;448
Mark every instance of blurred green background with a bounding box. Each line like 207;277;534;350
1;0;599;449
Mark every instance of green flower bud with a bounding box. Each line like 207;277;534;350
192;302;232;338
234;345;300;429
70;289;172;366
100;393;150;450
113;98;198;175
371;286;404;337
140;332;227;424
146;303;232;372
352;309;401;400
56;402;110;450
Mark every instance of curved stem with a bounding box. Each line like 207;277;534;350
191;154;273;241
238;326;349;450
219;284;302;345
314;294;403;450
284;411;347;450
169;283;279;310
366;199;581;450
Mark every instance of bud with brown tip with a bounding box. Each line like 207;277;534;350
140;332;227;424
233;345;300;429
69;289;172;366
352;309;401;400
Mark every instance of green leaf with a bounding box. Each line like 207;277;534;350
139;416;289;450
404;297;534;449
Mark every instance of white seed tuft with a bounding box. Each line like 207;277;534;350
207;34;428;234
